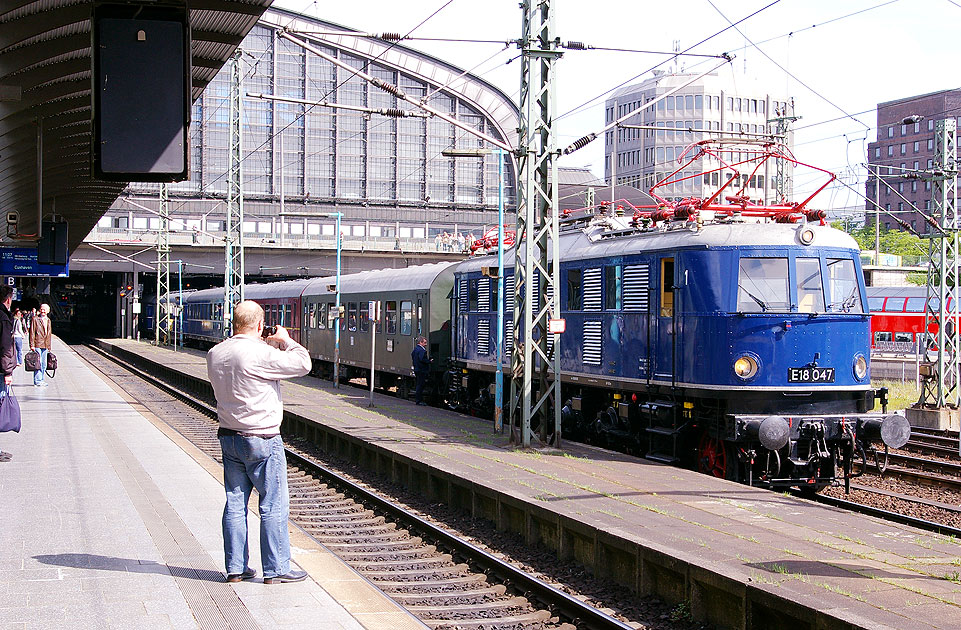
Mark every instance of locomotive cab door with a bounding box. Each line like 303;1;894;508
654;257;675;380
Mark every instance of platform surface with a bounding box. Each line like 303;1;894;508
0;339;422;630
98;337;961;630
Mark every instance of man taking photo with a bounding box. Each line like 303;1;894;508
206;300;311;584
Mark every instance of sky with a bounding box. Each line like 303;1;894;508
272;0;961;216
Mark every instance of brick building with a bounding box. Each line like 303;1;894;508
866;89;961;233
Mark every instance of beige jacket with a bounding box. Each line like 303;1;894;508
29;314;52;349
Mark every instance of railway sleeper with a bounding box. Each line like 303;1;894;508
309;530;405;543
418;609;554;628
361;563;471;580
336;546;438;561
374;574;491;591
291;506;364;517
407;596;531;613
387;585;508;603
300;513;383;527
323;536;421;551
352;554;454;571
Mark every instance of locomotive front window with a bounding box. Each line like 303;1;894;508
736;257;789;312
795;257;825;313
826;258;863;313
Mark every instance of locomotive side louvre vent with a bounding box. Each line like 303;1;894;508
458;278;469;313
479;277;491;312
583;267;602;311
478;320;491;355
583;321;602;365
624;264;650;312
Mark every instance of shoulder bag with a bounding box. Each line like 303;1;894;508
0;386;21;433
46;351;57;378
24;350;39;372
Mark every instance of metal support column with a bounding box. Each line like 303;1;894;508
224;50;245;334
511;0;562;447
156;183;170;345
767;103;799;203
919;118;959;408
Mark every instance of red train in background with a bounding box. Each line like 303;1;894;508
868;286;959;354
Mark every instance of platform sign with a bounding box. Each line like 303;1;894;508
548;318;566;334
0;247;68;277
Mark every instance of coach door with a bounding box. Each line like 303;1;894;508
654;257;675;380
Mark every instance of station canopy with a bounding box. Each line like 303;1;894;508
0;1;272;252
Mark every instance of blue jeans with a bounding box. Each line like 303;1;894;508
14;338;22;365
219;434;290;578
33;348;47;385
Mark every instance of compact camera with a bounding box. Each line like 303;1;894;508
262;325;277;338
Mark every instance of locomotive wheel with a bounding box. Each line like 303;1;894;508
697;433;736;480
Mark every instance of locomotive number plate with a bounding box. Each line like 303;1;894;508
788;367;835;383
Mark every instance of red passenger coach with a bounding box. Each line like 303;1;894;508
245;278;323;345
867;286;956;353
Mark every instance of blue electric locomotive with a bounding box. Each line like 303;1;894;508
450;214;909;491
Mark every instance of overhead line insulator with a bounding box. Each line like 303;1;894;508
378;32;403;41
563;41;588;50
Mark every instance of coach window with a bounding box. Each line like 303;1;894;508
360;303;370;332
400;301;413;336
826;258;863;313
319;303;328;329
795;258;824;313
567;269;582;310
660;258;674;317
895;332;913;343
736;257;789;312
328;303;337;328
348;302;358;332
605;265;622;310
385;301;397;334
875;331;893;343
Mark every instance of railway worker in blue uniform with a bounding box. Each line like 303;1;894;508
206;300;312;584
411;335;431;406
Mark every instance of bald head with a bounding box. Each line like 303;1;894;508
233;300;264;335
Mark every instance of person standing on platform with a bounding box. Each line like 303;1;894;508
12;307;24;367
411;335;431;406
29;303;51;387
206;300;312;584
0;287;15;462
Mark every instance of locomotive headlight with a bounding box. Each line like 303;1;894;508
853;354;868;381
733;355;758;379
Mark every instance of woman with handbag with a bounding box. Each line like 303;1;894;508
29;303;52;388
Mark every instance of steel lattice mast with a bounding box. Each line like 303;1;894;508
919;118;959;408
510;0;562;447
224;50;245;334
155;183;170;345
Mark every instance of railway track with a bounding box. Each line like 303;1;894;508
861;449;961;491
75;343;641;630
905;430;961;459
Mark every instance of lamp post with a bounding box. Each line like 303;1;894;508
442;148;506;432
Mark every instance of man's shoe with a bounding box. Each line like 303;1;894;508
225;568;257;583
263;570;308;584
0;452;11;462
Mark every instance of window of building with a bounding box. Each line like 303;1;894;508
898;202;904;211
900;143;906;155
726;97;733;110
912;181;917;192
874;147;880;158
901;124;907;135
929;119;935;131
888;127;894;138
914;122;921;133
685;95;693;110
928;139;934;150
914;161;919;170
887;145;894;157
914;141;919;152
666;97;673;110
694;94;703;110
